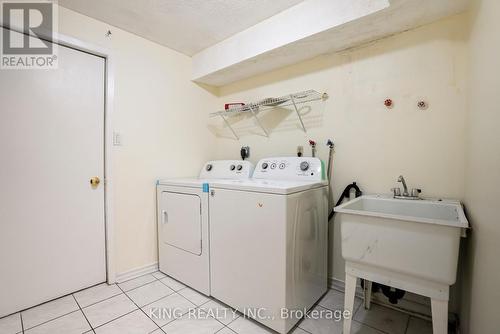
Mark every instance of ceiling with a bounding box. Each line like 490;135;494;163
192;0;470;86
58;0;305;56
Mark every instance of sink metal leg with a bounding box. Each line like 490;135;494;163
431;298;448;334
364;280;372;310
343;273;357;334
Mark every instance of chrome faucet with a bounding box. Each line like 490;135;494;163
391;175;421;200
397;175;409;196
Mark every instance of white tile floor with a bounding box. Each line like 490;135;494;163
0;272;437;334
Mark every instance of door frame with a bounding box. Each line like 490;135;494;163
1;25;117;283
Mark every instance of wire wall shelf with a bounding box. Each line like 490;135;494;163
211;90;328;140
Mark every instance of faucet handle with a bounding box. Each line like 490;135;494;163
391;187;401;197
411;188;422;197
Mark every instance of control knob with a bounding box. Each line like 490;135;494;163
300;161;309;171
237;165;243;171
206;164;213;171
262;162;268;169
230;165;236;171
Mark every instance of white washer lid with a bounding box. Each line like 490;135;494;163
210;179;328;195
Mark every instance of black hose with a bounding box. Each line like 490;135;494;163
328;182;362;221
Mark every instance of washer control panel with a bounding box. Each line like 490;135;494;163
199;160;254;179
254;157;323;181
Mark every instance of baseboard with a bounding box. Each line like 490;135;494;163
115;262;159;283
329;276;364;295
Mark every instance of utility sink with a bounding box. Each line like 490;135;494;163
337;195;468;228
335;195;468;286
335;195;469;334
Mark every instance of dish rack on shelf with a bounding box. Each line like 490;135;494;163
210;90;328;139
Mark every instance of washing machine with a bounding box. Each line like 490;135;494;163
209;157;328;333
156;160;254;295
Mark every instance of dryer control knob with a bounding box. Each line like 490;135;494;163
262;162;268;169
230;165;236;171
236;165;243;171
206;164;213;171
300;161;309;171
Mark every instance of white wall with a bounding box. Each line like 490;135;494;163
210;14;469;287
53;5;500;332
57;7;217;276
460;0;500;333
52;6;499;332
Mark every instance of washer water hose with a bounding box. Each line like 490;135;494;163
329;182;362;221
326;140;335;213
308;140;316;157
360;280;406;305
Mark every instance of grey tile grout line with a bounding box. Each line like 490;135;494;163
134;291;178;311
9;273;199;334
13;281;112;332
348;301;395;334
353;319;392;334
146;278;231;331
296;302;367;334
152;273;409;334
149;272;395;334
351;303;410;334
157;279;187;293
20;309;82;333
72;294;96;334
91;308;139;332
296;325;314;334
76;286;122;309
12;292;83;330
155;273;188;292
16;275;166;333
159;273;395;334
156;272;392;334
156;268;290;332
120;272;184;295
215;325;237;334
118;277;160;293
72;282;109;298
193;309;229;333
137;290;202;329
353;297;363;317
115;281;166;333
20;312;25;334
403;314;411;334
151;272;166;280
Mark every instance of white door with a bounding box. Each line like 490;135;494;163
0;28;106;317
160;192;202;255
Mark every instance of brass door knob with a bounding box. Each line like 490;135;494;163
90;176;101;187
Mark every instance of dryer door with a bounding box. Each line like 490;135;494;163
160;191;202;255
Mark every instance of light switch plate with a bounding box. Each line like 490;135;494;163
113;131;122;146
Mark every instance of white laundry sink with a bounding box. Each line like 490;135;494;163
334;195;468;286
